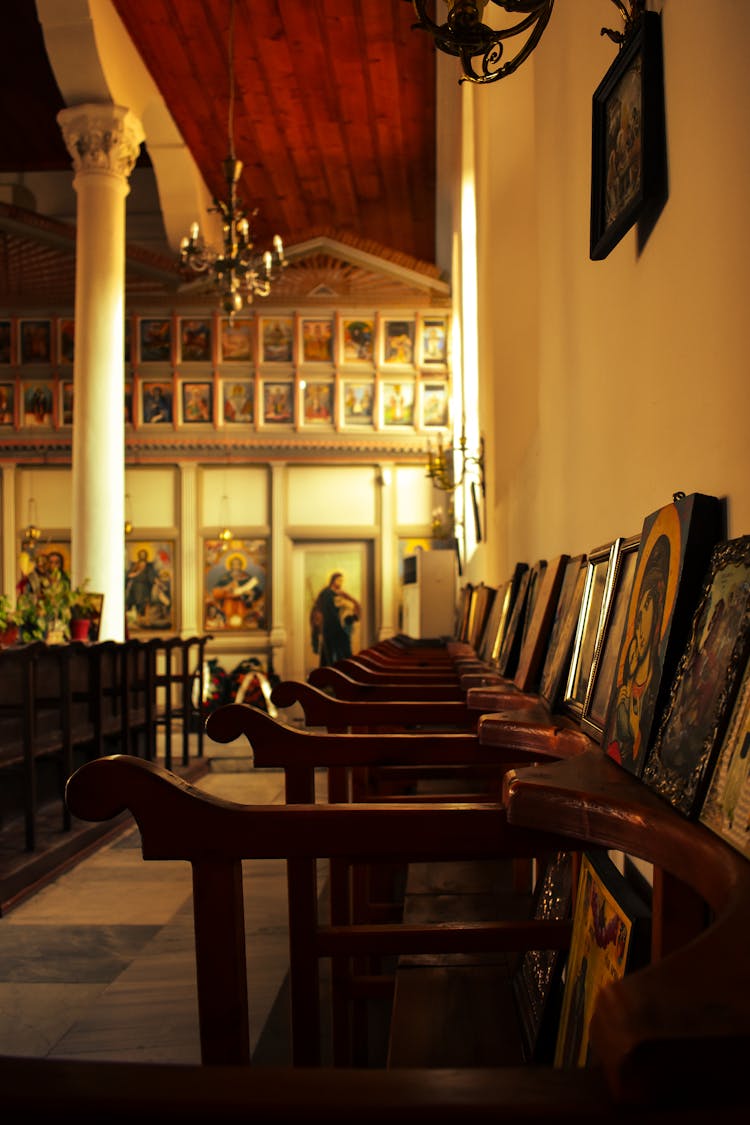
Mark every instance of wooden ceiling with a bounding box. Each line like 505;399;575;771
0;1;438;309
112;0;437;262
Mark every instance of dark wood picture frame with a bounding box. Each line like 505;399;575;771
538;555;587;712
580;534;640;742
487;563;527;666
590;11;665;261
643;536;750;817
512;851;574;1064
561;541;616;720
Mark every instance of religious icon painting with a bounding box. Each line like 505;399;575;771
220;317;253;362
124;540;175;632
418;316;448;366
18;541;72;611
381;380;415;427
340;317;375;364
260;317;294;364
222;379;254;424
420;381;449;427
0;382;14;425
601;492;722;777
342;380;374;426
19;320;51;365
181;380;213;423
300;317;334;364
554;851;649;1069
203;537;268;632
262;380;294;424
61;382;74;426
302;381;333;425
23;382;53;426
700;649;750;860
381;318;415;366
141;381;173;425
179;318;212;363
642;536;750;817
139;318;172;363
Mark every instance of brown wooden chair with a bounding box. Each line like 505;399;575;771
60;748;750;1120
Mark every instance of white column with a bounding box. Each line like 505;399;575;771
377;463;397;640
1;466;16;598
269;462;288;679
179;461;199;637
57;104;144;641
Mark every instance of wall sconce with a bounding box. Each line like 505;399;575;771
124;493;133;536
407;1;555;85
426;431;485;493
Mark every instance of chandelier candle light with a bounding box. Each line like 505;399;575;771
180;0;286;314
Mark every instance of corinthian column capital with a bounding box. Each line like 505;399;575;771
57;104;145;180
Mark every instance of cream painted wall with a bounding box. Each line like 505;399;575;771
17;468;72;532
286;465;378;528
125;466;177;530
394;465;436;527
459;0;750;582
199;466;269;530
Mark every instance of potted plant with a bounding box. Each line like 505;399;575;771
0;593;21;647
69;581;99;642
16;568;74;643
16;588;50;642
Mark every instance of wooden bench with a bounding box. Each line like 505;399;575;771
0;638;209;861
149;634;213;769
0;641;100;850
60;747;749;1120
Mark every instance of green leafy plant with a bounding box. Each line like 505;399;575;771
16;589;50;641
0;594;21;634
70;581;98;620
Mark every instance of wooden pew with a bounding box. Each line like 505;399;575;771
147;635;214;769
66;754;568;1065
61;748;749;1120
301;560;566;706
0;641;99;850
310;567;538;692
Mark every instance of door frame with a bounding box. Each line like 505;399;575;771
289;539;372;684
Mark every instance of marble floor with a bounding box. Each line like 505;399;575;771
0;730;322;1067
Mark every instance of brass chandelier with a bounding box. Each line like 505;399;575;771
407;1;554;85
179;0;286;314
